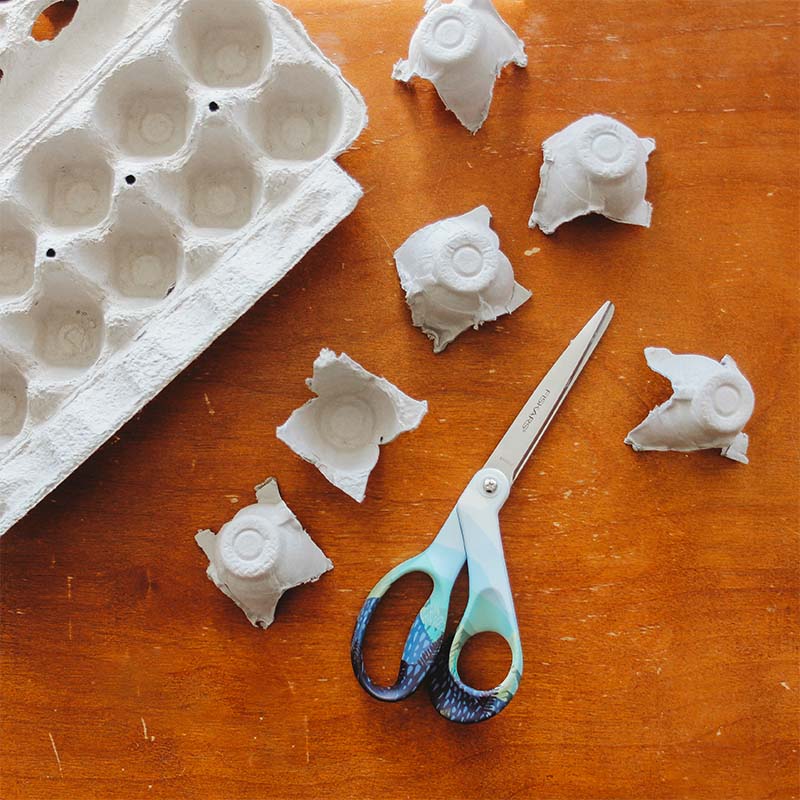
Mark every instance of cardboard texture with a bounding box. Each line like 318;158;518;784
0;0;367;535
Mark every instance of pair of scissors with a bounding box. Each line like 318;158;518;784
350;301;614;723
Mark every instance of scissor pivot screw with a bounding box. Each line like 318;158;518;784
482;477;498;495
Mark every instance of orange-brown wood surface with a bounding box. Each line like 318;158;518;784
2;2;798;798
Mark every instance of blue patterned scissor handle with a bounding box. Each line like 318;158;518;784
350;469;523;723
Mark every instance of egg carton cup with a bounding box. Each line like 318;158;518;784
529;114;655;234
277;349;428;502
393;0;527;134
196;477;332;628
394;205;531;352
625;348;754;464
0;0;367;535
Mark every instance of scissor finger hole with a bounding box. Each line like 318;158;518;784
361;571;433;685
455;632;513;692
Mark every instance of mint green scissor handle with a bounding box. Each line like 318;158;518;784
351;468;523;723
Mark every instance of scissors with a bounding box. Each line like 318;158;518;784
350;301;614;723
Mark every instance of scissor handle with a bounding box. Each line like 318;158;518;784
429;596;523;723
350;509;466;702
429;469;524;724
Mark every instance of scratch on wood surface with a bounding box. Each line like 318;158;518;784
304;715;310;764
66;576;73;600
203;393;215;416
68;619;73;640
378;232;392;256
141;717;156;742
48;732;63;777
780;681;792;691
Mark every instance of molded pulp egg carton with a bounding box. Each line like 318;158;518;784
0;0;367;535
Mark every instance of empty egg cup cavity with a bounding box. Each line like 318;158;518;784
84;196;181;304
113;238;178;301
95;56;192;159
0;360;27;444
173;0;272;88
316;393;378;453
30;273;105;379
252;63;344;163
18;129;113;230
306;382;401;471
0;206;36;298
181;127;258;231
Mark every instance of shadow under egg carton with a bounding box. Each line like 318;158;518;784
0;0;367;535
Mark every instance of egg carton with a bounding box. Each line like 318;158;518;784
0;0;367;535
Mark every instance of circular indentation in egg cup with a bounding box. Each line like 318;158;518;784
419;3;481;65
113;239;179;300
219;515;282;581
173;0;272;88
127;97;188;157
316;394;377;451
435;231;499;294
54;170;110;227
256;64;345;163
96;58;192;159
19;132;114;230
185;158;257;231
179;125;261;229
0;366;27;442
35;304;104;371
693;371;755;436
577;120;639;181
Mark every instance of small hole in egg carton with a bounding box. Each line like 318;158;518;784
96;57;192;160
0;356;28;444
0;203;36;298
250;63;344;163
46;248;56;258
173;0;272;89
18;129;113;230
125;175;136;185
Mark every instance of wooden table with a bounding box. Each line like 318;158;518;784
2;2;798;798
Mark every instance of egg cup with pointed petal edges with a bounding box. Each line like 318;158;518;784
393;0;527;133
196;478;332;628
530;114;656;234
394;205;531;352
277;349;428;502
625;347;754;463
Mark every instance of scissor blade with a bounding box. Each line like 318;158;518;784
484;301;614;485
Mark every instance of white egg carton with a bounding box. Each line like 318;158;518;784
0;0;367;535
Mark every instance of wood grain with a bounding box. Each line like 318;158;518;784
1;1;798;798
